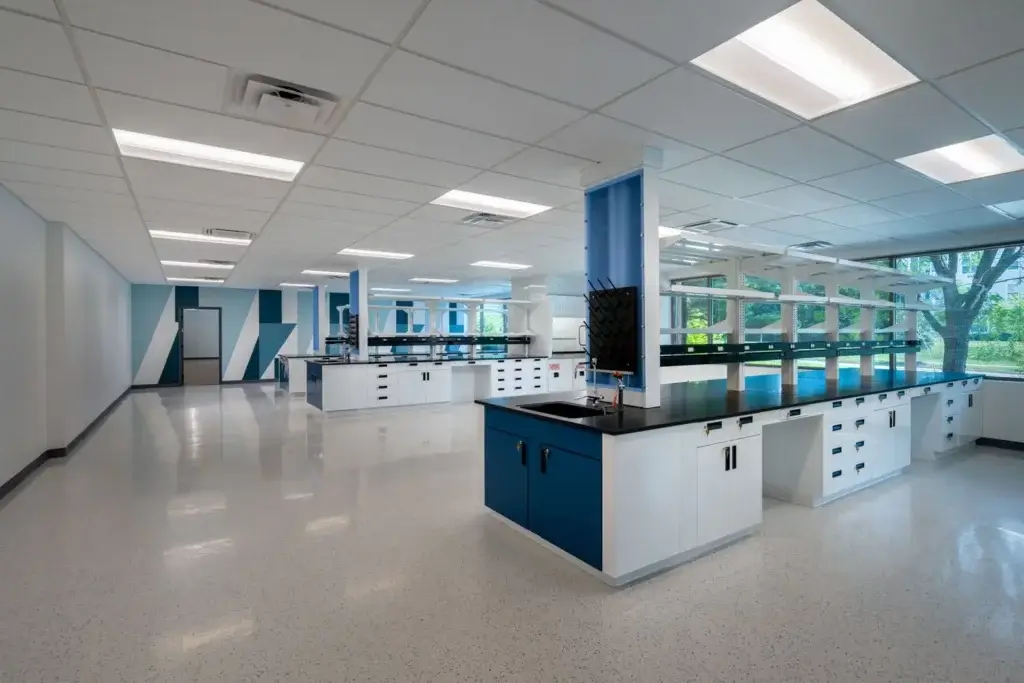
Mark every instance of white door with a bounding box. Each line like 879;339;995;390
423;367;453;404
963;391;982;442
891;404;912;470
397;369;426;406
865;408;895;478
696;435;762;546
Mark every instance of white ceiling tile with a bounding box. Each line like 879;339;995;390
938;51;1024;132
747;185;857;213
0;163;127;192
807;203;903;228
872;188;980;217
539;114;708;167
316;140;480;187
4;180;134;208
362;51;584;143
386;218;491;245
152;239;248;263
724;127;878;182
491;148;595;189
124;157;289;210
662;156;794;197
855;218;936;238
659;211;708;228
816;228;875;247
258;0;423;43
950;170;1024;205
260;214;379;241
402;0;671;109
75;30;229;112
0;110;113;154
0;11;82;81
659;179;726;211
0;68;99;124
807;163;938;202
458;172;581;208
19;196;139;224
0;139;121;176
691;198;793;225
602;67;798;152
919;207;1012;231
546;0;796;64
754;215;846;238
403;203;474;224
140;198;271;233
287;186;417;216
711;225;806;247
278;200;396;226
64;0;388;96
0;1;58;19
300;166;445;203
97;91;324;162
828;0;1024;79
815;84;989;160
523;208;584;229
336;103;525;168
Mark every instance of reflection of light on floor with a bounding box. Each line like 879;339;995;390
168;493;227;517
284;492;314;501
155;615;254;656
305;515;349;535
997;526;1024;546
163;537;234;563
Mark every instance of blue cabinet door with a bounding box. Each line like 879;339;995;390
484;428;529;528
528;444;602;570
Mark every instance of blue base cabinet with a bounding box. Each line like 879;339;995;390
483;408;603;570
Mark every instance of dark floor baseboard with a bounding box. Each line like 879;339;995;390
62;386;132;457
977;437;1024;452
0;451;50;505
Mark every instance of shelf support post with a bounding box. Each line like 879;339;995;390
725;260;746;392
780;268;798;388
825;280;839;382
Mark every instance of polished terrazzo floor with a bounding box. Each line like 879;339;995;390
1;385;1022;682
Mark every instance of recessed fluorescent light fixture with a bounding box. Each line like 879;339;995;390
659;225;682;237
167;277;224;284
302;269;350;277
280;283;315;288
113;129;304;181
160;260;234;270
409;277;459;284
338;248;414;260
371;287;412;293
691;0;918;119
149;229;251;246
524;284;547;289
431;190;551;218
895;135;1024;184
470;261;532;270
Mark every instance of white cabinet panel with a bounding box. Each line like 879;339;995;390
962;390;982;442
697;434;762;546
423;367;453;404
891;404;912;470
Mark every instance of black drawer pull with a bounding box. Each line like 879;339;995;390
832;447;842;455
898;390;905;398
879;393;888;400
377;374;387;378
855;462;865;472
947;382;954;388
497;388;505;392
924;386;931;394
497;369;505;373
378;385;387;389
961;380;967;386
973;378;979;384
969;394;973;408
514;386;522;390
856;398;865;405
946;432;954;440
738;416;753;426
408;363;418;367
467;361;476;365
832;401;843;408
534;376;541;380
553;372;560;378
947;416;954;423
514;359;523;363
497;378;505;383
832;470;842;478
947;399;954;406
434;362;443;366
534;385;541;389
378;396;388;400
497;360;505;363
705;421;723;432
855;440;865;449
855;419;865;427
788;409;801;417
378;364;388;368
832;424;842;431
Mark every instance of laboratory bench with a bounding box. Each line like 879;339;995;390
476;368;984;585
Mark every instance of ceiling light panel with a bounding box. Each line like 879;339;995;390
338;248;414;260
471;261;532;270
658;226;683;237
895;135;1024;184
691;0;918;120
302;270;350;277
431;190;552;219
160;260;235;270
113;129;304;181
150;229;252;246
167;277;224;284
410;278;459;284
280;283;315;288
371;288;412;293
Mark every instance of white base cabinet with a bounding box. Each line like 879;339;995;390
696;434;762;546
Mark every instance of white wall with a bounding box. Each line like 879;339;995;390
0;186;47;483
60;224;131;444
982;380;1024;444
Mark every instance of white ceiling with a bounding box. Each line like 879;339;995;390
0;0;1022;292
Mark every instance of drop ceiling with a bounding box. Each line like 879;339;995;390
0;0;1021;292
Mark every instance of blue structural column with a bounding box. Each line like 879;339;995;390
349;268;370;359
312;286;320;351
582;150;662;408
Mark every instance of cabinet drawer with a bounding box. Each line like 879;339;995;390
695;412;769;446
910;383;941;399
873;390;909;408
823;460;851;498
371;393;399;407
942;394;961;416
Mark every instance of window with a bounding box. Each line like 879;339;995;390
893;244;1024;378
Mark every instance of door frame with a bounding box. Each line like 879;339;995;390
178;306;223;386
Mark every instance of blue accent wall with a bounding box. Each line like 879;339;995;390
327;292;351;335
312;286;320;351
259;289;282;324
349;271;360;315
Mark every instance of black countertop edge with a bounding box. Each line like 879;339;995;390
305;354;550;366
476;369;984;436
551;350;587;357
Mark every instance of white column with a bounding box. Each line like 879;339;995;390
779;269;798;388
825;281;840;382
860;293;875;378
724;260;745;392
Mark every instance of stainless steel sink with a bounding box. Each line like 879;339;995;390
519;401;607;419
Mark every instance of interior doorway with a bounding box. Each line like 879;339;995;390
181;307;222;386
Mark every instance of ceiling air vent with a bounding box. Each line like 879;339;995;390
789;240;834;250
681;218;740;232
203;228;254;241
461;212;515;228
224;73;341;132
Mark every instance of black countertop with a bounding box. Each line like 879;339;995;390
305;353;547;366
477;368;983;435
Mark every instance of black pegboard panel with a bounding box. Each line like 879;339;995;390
588;286;638;374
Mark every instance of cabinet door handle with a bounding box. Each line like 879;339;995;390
832;447;843;455
968;394;973;408
856;398;865;405
832;470;842;479
924;386;931;394
947;382;954;388
832;401;843;408
879;393;888;401
891;410;895;428
427;372;430;381
540;447;549;474
947;399;954;406
855;440;865;449
731;444;737;470
788;409;801;417
947;416;954;424
724;446;731;472
378;385;387;390
516;440;525;466
947;433;954;440
962;380;968;386
855;419;865;427
855;462;865;472
377;374;387;379
738;416;753;427
705;421;723;434
898;390;906;398
832;424;842;432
